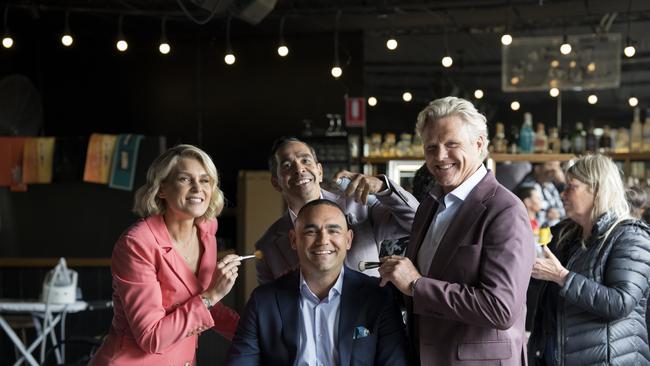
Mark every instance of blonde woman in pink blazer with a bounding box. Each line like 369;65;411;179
90;144;241;366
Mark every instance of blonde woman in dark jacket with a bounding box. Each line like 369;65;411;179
528;154;650;366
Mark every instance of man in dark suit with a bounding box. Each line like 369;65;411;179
227;199;409;366
379;96;535;365
255;137;418;283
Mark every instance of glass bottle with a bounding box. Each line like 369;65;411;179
599;125;613;153
509;125;519;154
643;108;650;152
548;127;561;154
491;122;507;153
585;122;598;153
533;122;548;153
615;128;630;153
631;107;643;151
560;129;572;153
519;113;535;153
572;121;586;154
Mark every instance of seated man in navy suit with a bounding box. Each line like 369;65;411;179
226;199;409;366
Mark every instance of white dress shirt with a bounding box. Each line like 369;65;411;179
294;267;345;366
417;165;487;275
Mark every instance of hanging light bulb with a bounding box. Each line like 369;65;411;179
386;37;398;50
501;33;512;46
510;101;520;111
115;15;128;52
331;10;342;79
158;17;170;55
2;6;13;49
61;11;73;47
587;94;598;104
402;92;413;102
368;96;378;107
331;65;342;78
441;55;453;68
624;36;636;58
224;15;235;65
629;97;639;107
560;34;571;55
474;89;484;99
549;88;559;97
277;16;289;57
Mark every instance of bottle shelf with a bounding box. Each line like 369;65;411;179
363;152;650;165
362;156;425;163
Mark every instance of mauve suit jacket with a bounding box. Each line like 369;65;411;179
89;215;239;366
225;268;410;366
407;172;535;366
255;179;418;283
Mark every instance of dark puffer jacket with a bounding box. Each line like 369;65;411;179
528;214;650;366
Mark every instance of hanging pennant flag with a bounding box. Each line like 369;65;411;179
22;137;56;184
0;137;27;191
109;134;144;191
83;133;118;184
345;97;366;127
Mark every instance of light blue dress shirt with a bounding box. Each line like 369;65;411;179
294;267;345;366
417;165;488;275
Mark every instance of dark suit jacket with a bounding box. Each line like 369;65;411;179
226;267;410;366
406;171;535;366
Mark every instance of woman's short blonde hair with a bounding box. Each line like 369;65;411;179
133;144;224;220
565;154;630;223
415;96;490;160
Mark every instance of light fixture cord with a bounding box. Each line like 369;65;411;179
334;9;341;63
626;0;632;41
279;15;287;44
3;5;9;32
118;14;124;37
226;13;232;51
64;10;70;33
161;16;167;41
175;0;223;25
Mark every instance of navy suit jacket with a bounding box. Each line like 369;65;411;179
226;267;410;366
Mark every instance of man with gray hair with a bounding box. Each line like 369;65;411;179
379;97;535;365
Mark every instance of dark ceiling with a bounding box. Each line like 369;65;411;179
5;0;650;118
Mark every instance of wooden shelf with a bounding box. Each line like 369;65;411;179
608;152;650;160
489;153;575;162
362;156;424;163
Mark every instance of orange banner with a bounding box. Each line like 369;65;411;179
83;133;117;184
22;137;56;184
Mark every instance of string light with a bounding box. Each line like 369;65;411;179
629;97;638;107
386;37;398;50
368;97;378;106
624;38;636;57
116;15;128;52
277;15;289;57
511;101;520;111
560;34;571;55
224;15;235;65
61;11;73;47
441;55;453;68
2;6;13;49
402;92;412;102
331;10;342;79
474;89;484;99
549;88;559;97
587;94;598;104
158;17;170;54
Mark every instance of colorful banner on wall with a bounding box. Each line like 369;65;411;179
109;134;144;191
22;137;56;184
83;134;117;184
0;137;27;191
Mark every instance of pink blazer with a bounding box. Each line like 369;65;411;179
90;215;239;366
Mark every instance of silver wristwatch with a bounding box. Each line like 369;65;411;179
201;296;213;310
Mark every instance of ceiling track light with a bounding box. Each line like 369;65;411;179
331;9;342;78
2;5;13;49
116;14;128;52
61;10;73;47
277;15;289;57
224;14;235;65
159;17;170;55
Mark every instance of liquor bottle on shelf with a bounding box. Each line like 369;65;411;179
533;122;548;153
548;127;561;153
643;108;650;152
491;122;507;153
381;133;397;157
572;121;586;154
615;127;630;153
509;125;519;154
585;122;598;153
599;125;613;153
560;129;572;153
519;113;535;153
631;107;643;151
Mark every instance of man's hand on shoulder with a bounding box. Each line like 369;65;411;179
333;170;386;204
